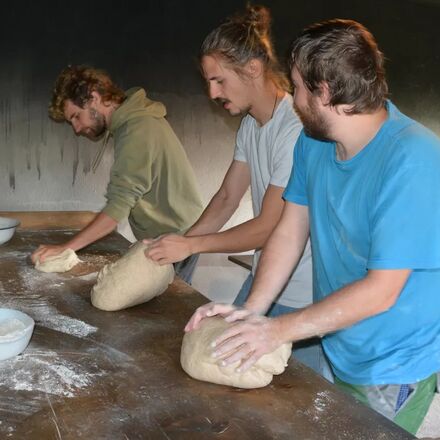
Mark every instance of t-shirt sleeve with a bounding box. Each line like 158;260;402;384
368;146;440;269
233;118;248;163
269;114;303;188
283;130;308;206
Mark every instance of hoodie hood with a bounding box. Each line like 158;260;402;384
109;87;166;133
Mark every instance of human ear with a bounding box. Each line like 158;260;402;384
245;59;263;79
90;91;102;105
317;82;331;106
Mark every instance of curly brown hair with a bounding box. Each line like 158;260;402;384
49;65;125;121
200;4;290;92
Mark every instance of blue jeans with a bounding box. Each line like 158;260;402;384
234;273;334;383
174;254;199;285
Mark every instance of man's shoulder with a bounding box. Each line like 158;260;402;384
238;94;302;135
384;102;440;148
111;88;167;133
113;111;169;142
383;115;440;165
394;120;440;147
273;94;302;133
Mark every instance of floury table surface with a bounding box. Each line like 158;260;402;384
0;230;415;439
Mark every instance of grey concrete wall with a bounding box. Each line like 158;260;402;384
1;0;439;225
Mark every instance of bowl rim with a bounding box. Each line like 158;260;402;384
0;217;20;230
0;308;35;343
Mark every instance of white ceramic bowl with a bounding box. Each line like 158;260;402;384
0;308;35;361
0;216;20;245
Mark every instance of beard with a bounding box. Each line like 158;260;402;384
294;97;331;142
86;107;106;140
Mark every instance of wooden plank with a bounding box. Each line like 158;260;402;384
0;211;98;230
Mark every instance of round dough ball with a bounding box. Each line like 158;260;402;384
91;241;174;311
181;316;292;388
35;248;81;273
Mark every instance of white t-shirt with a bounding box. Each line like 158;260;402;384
234;93;312;308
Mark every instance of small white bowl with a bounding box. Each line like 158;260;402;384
0;309;35;361
0;216;20;245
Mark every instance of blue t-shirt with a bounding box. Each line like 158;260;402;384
283;101;440;385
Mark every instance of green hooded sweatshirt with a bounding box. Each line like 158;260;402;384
102;88;204;239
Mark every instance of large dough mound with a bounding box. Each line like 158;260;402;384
35;248;81;273
91;241;174;311
181;316;292;388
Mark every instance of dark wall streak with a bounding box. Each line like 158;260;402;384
72;137;79;187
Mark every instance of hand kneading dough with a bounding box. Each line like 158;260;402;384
181;316;292;388
35;248;81;273
91;241;174;311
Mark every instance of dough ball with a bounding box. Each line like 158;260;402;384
91;241;174;311
181;316;292;389
35;248;81;273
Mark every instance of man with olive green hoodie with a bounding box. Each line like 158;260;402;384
32;65;203;283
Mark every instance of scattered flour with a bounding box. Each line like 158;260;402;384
0;250;27;260
19;266;68;292
0;265;98;338
40;312;97;338
0;319;27;341
314;390;330;412
0;297;97;339
0;350;106;397
304;390;334;423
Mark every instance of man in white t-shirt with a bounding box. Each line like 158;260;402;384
232;93;312;311
146;5;332;380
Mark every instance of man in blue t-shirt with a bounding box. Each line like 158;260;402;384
185;19;440;434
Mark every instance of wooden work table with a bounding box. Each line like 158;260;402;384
0;227;415;439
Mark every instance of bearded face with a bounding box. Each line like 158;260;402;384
85;106;106;139
294;94;332;142
63;99;107;141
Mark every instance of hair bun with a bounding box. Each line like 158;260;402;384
240;4;272;37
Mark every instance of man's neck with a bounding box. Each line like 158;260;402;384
249;82;284;126
334;106;388;161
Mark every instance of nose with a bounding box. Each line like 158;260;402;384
71;120;81;134
208;82;220;100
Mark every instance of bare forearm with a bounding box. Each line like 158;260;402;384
245;226;308;314
276;269;411;344
186;215;274;254
188;185;286;254
64;212;118;251
187;160;251;237
186;192;240;237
